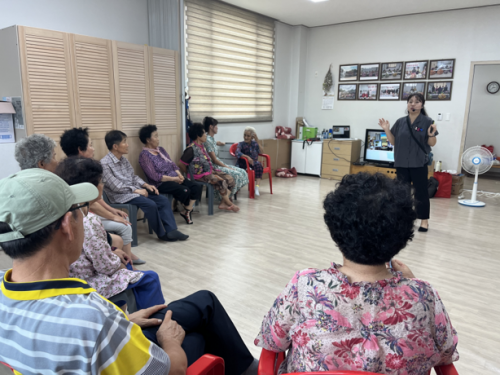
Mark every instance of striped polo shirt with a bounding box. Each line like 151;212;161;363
0;269;170;375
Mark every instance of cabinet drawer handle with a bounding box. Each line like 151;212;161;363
333;158;339;161
332;168;339;172
334;147;340;150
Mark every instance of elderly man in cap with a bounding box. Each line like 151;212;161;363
0;169;186;375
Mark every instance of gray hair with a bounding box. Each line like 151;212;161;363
244;126;256;135
15;134;56;170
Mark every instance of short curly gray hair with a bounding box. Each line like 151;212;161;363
15;134;56;170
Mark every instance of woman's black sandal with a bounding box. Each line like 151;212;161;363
180;209;193;224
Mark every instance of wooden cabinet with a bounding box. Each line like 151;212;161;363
112;41;152;133
2;25;182;171
321;139;362;180
18;27;76;138
351;163;435;179
70;34;116;137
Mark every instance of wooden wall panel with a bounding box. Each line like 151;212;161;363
18;26;76;139
112;41;151;136
70;34;116;138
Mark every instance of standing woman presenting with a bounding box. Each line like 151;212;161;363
378;93;438;232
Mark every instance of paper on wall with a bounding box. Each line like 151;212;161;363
0;113;15;143
322;96;334;110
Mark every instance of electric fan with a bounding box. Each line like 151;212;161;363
458;146;494;207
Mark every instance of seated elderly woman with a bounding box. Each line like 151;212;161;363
236;127;263;196
139;124;202;225
55;157;165;311
255;173;458;374
180;123;239;212
203;116;248;200
14;133;58;172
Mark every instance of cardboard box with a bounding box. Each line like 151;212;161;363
295;117;305;139
257;139;292;179
451;174;465;195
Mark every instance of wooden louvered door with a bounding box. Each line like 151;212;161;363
70;34;116;137
112;41;151;135
18;26;76;138
149;47;182;161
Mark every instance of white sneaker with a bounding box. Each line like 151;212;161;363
255;186;260;196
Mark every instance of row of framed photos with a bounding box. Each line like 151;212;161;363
338;81;453;101
339;59;455;81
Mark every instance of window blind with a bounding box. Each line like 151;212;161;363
185;0;275;123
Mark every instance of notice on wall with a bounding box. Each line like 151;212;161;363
322;96;334;110
0;114;15;143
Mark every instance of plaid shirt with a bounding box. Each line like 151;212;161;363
101;152;146;204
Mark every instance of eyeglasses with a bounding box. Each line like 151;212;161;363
68;202;89;217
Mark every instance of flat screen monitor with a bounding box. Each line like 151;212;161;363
364;129;395;164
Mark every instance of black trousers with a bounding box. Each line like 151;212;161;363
142;290;254;375
158;180;202;207
396;165;430;220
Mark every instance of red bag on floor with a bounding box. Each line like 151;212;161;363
275;167;297;178
433;172;452;198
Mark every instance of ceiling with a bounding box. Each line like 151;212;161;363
221;0;500;27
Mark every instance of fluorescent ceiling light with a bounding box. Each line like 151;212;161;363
310;0;329;2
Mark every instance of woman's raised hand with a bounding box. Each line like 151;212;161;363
378;118;390;131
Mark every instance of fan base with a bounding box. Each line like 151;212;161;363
458;199;486;207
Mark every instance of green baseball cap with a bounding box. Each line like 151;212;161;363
0;169;99;242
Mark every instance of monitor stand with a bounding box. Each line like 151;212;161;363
369;162;394;168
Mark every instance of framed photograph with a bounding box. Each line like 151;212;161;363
379;83;401;100
380;62;403;80
429;59;455;79
404;61;428;80
339;64;359;81
357;84;378;100
338;84;357;100
401;82;426;100
426;81;453;101
359;63;380;80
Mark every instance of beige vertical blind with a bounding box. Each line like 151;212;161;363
185;0;275;123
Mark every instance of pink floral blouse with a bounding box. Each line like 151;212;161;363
69;212;142;298
255;264;458;375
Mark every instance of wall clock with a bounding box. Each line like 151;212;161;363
487;81;500;94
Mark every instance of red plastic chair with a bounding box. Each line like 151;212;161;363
258;348;459;375
187;354;224;375
230;142;273;199
1;355;224;375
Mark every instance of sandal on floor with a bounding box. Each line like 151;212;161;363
180;210;193;224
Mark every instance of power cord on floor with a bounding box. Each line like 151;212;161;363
457;189;500;200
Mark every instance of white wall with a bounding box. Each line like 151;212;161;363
302;6;500;170
215;22;303;143
464;64;500;151
0;0;149;179
0;0;149;44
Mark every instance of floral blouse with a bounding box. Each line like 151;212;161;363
236;141;260;162
180;143;220;179
139;147;180;187
69;213;143;298
255;264;458;375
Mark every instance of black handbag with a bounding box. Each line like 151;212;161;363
428;176;439;198
406;116;434;166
